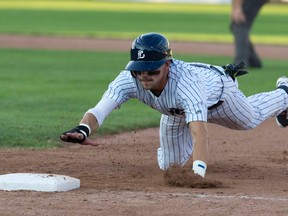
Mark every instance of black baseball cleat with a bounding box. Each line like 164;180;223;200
275;76;288;128
276;110;288;128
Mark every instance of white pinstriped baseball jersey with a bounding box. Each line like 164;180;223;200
91;59;288;170
103;59;223;123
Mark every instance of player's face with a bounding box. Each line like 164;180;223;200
134;61;170;94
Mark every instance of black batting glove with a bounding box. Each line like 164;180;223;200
60;124;90;143
222;61;248;81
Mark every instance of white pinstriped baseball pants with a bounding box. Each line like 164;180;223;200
157;75;288;170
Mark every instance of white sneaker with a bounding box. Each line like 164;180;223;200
275;76;288;128
276;76;288;88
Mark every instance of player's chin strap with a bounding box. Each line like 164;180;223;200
222;61;249;81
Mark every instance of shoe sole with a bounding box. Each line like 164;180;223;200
276;117;286;128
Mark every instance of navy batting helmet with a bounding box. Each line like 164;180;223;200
125;32;172;71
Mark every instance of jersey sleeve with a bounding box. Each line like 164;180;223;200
102;70;137;104
86;71;137;126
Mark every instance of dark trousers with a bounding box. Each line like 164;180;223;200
230;0;268;67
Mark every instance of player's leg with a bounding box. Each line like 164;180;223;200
242;0;267;68
231;22;261;68
157;114;192;170
247;40;262;68
208;76;288;130
230;22;250;66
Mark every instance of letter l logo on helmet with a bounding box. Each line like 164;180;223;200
137;50;145;59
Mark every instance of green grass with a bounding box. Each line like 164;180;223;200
0;1;287;45
0;49;161;148
0;48;286;148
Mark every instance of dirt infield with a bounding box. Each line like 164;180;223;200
0;35;288;216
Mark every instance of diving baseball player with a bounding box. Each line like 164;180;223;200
60;32;288;179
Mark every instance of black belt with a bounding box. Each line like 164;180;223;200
208;100;224;110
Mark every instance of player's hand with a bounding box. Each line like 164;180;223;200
60;125;98;147
232;8;246;24
79;136;98;146
60;132;98;146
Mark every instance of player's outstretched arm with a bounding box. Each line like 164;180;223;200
60;113;99;146
189;121;209;178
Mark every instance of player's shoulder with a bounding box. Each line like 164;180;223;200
171;59;211;71
119;70;132;76
170;59;209;77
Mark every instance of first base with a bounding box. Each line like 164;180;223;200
0;173;80;192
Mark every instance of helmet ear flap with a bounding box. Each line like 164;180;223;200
166;48;172;58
